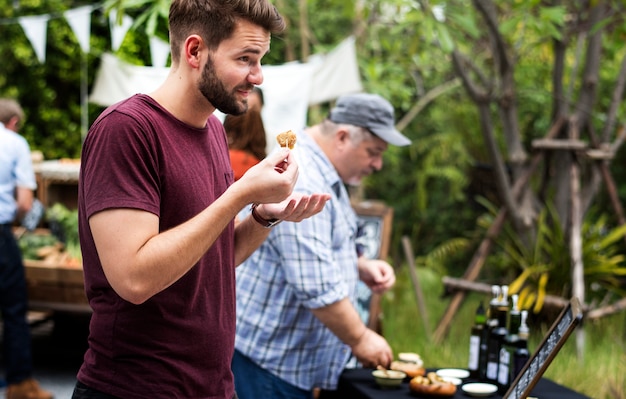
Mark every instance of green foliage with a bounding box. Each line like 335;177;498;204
581;214;626;298
363;96;477;265
0;0;110;160
46;202;79;248
46;202;81;260
104;0;169;43
476;199;626;313
18;231;61;260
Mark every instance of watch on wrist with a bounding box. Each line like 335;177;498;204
251;203;282;228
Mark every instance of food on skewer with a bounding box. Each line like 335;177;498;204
276;129;297;149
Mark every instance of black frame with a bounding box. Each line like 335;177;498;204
503;297;583;399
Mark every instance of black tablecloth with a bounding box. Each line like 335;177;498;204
319;368;590;399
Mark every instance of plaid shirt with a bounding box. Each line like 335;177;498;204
235;131;359;391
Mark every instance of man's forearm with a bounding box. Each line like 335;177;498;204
15;186;34;220
310;297;367;347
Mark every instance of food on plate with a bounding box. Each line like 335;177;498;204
390;352;425;378
390;360;425;378
276;129;297;149
398;352;424;364
409;372;457;397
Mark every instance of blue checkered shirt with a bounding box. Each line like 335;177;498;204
235;131;360;390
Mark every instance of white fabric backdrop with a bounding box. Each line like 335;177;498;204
89;37;363;152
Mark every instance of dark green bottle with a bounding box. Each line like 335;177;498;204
511;310;530;382
497;294;521;392
486;285;509;384
468;301;486;379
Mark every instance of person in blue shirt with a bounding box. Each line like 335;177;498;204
0;98;53;399
233;93;412;398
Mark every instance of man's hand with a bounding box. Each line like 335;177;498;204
350;329;393;369
358;258;396;294
234;149;299;205
253;192;331;223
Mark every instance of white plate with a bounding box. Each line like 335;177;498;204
461;382;498;397
436;368;470;379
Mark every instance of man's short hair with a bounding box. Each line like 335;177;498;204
168;0;286;64
0;98;24;125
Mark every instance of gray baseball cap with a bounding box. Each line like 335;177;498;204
329;93;411;146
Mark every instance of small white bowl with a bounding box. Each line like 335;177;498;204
372;369;407;389
461;382;498;397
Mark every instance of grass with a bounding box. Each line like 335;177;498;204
379;266;626;399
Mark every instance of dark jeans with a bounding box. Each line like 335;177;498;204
232;349;312;399
0;224;33;384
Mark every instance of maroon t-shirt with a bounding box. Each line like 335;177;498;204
77;94;236;398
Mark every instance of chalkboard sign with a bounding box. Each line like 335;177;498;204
503;297;583;399
352;200;393;260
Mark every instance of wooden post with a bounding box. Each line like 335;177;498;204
402;236;430;335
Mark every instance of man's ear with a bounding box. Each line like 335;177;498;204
335;128;350;144
184;35;204;69
335;128;351;148
6;116;20;132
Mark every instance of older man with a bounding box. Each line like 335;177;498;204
233;93;412;398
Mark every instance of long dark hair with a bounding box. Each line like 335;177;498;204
224;108;267;160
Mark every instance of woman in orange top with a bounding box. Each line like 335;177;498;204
225;103;267;181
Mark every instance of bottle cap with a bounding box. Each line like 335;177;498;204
511;294;520;314
491;285;500;305
519;310;529;338
501;285;509;305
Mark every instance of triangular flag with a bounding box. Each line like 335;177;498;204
109;10;133;52
149;36;170;68
18;15;49;63
65;6;93;53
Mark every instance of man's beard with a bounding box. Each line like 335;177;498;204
199;55;250;116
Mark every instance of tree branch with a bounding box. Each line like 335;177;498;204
602;53;626;142
451;50;489;103
472;0;510;77
572;2;605;129
396;79;461;131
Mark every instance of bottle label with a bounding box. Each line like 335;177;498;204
486;361;498;380
468;335;480;370
497;348;511;386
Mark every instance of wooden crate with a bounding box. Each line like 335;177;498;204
24;259;89;312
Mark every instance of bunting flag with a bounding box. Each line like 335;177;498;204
150;36;171;68
109;9;134;52
18;15;48;63
64;6;93;53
